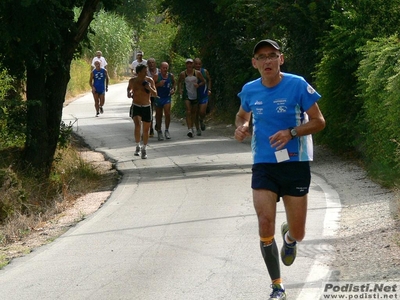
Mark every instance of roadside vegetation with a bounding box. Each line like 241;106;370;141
0;0;400;265
0;58;119;268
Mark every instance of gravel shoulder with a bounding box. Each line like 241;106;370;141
312;145;400;281
1;116;400;282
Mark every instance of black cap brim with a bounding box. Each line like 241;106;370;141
253;39;280;55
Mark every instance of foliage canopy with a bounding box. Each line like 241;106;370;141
0;0;121;176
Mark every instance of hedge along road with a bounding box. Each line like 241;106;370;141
0;82;341;299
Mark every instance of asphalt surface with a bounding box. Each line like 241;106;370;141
0;82;341;299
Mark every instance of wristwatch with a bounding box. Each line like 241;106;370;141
288;127;297;139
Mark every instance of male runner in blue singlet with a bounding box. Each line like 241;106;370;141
235;39;325;300
89;60;109;117
154;62;176;140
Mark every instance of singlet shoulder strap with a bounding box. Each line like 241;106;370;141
185;70;196;77
156;72;162;83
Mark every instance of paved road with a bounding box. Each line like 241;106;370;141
0;82;341;299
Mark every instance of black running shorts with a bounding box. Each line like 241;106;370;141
185;99;198;106
251;162;311;199
131;104;152;123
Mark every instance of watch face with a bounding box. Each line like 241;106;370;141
291;129;297;137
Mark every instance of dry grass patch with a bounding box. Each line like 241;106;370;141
0;134;119;268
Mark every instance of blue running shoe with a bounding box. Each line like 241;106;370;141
269;284;287;300
280;222;297;266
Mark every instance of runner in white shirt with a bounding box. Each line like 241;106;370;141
130;51;147;76
91;51;108;69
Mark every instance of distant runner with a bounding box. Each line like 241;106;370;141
89;60;109;117
177;58;205;138
194;58;212;134
127;64;157;159
154;62;176;141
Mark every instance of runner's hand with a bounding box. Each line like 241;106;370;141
235;125;250;142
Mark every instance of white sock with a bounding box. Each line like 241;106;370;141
285;232;296;245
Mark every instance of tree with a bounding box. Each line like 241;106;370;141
0;0;120;177
162;0;257;114
315;0;400;152
356;36;400;180
256;0;332;83
114;0;161;55
139;14;178;66
83;9;133;77
161;0;331;117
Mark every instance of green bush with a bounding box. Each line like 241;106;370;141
0;67;26;149
83;9;133;78
0;68;12;100
66;59;91;98
0;168;27;222
356;35;400;186
315;0;400;155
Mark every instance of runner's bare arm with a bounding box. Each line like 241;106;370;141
127;78;134;98
89;72;94;89
170;74;176;95
196;71;205;88
206;69;212;94
105;69;109;91
235;106;251;142
146;77;158;97
177;72;184;95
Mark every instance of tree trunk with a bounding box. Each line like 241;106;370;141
22;0;101;177
23;60;71;177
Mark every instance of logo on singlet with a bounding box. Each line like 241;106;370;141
307;85;316;94
276;106;287;113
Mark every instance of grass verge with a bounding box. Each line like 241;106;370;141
0;133;119;268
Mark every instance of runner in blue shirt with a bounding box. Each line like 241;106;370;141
154;62;176;140
89;60;109;117
235;39;325;300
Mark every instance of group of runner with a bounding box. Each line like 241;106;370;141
90;50;212;159
178;58;212;138
89;39;327;299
